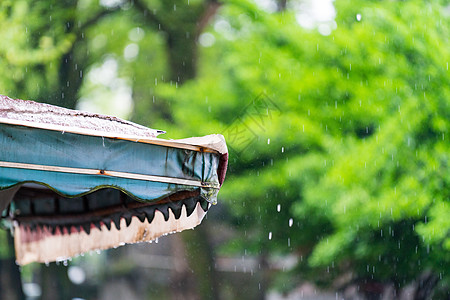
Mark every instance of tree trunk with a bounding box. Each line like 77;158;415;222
414;271;439;300
55;46;86;109
277;0;287;11
0;234;25;300
166;31;198;84
182;225;220;300
136;2;222;297
40;263;74;300
170;234;199;300
44;20;87;110
256;251;270;300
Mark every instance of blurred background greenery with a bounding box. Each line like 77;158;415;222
0;0;449;299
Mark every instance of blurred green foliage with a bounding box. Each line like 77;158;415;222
150;0;449;294
0;0;449;298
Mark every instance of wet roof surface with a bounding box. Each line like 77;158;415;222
0;95;164;138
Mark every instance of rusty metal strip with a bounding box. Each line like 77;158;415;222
0;161;220;189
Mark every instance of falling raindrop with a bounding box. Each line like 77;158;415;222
356;14;362;21
277;204;281;212
289;218;293;227
268;232;272;240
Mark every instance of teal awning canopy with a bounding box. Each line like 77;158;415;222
0;121;221;202
0;95;228;265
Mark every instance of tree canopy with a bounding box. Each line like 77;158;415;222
0;0;449;298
